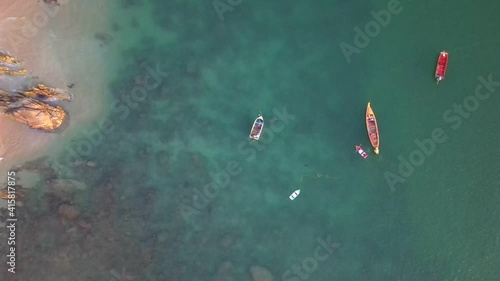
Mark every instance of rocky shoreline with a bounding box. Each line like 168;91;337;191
0;53;71;132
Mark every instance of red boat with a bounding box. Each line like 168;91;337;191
435;51;448;84
355;145;368;159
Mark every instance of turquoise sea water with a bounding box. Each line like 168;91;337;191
7;0;500;280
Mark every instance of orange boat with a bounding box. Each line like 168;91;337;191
435;51;448;84
366;102;379;154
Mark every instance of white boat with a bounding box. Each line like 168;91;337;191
289;189;301;200
249;114;264;141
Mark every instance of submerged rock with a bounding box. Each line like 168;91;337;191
215;261;234;281
43;0;60;6
77;220;92;230
220;234;235;249
94;32;113;45
58;204;80;220
250;266;274;281
48;179;87;192
46;179;87;201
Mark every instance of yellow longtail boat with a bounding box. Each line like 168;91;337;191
366;102;379;154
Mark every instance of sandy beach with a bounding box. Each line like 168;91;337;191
0;0;115;179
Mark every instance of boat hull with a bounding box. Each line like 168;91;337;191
435;51;448;83
289;189;301;200
249;115;264;140
366;102;379;154
356;145;368;158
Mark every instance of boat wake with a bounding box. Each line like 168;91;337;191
449;39;500;53
288;172;339;200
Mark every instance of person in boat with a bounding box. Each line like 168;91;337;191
252;121;262;135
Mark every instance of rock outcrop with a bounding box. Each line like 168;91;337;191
58;204;80;220
0;53;71;132
0;90;68;131
46;179;87;201
250;266;274;281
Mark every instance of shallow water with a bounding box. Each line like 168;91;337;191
1;0;499;280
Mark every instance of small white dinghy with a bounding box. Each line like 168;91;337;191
289;189;301;200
